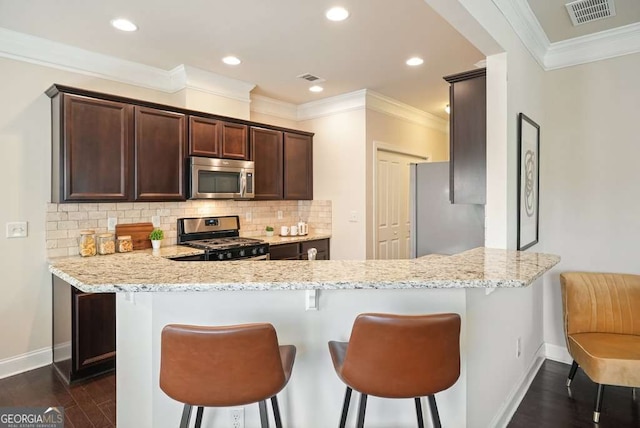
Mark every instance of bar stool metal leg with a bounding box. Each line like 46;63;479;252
339;387;353;428
271;396;283;428
566;360;579;387
194;406;204;428
415;397;425;428
259;400;270;428
428;395;442;428
356;393;368;428
593;384;605;423
179;404;192;428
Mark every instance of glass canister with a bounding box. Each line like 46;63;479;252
116;235;133;253
78;230;97;257
97;233;115;255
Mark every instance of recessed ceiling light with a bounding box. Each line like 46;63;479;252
406;57;424;66
309;85;324;93
110;18;138;32
326;7;350;21
222;56;241;65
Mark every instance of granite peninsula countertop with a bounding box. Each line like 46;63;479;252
260;233;331;246
49;247;560;293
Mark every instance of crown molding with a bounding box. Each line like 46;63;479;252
490;0;550;68
0;27;255;101
490;0;640;71
296;89;367;121
545;22;640;70
366;90;448;133
250;95;298;121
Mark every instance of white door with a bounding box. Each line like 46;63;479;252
375;150;424;259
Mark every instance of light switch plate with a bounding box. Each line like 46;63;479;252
108;217;118;231
151;216;160;228
277;210;283;220
6;222;28;238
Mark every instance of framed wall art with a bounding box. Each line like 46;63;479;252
517;113;540;251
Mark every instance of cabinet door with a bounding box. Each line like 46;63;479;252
58;95;133;201
74;292;116;371
446;69;486;204
269;243;299;260
284;132;313;200
221;122;249;159
251;127;283;200
135;107;186;201
189;116;220;157
301;239;330;260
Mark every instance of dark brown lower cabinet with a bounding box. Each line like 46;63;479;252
269;239;330;260
52;276;115;384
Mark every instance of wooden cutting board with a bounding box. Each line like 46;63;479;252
115;222;154;250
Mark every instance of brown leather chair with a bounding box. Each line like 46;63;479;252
160;323;296;428
561;272;640;423
328;313;461;428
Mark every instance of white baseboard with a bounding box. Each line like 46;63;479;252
544;343;573;364
489;342;547;428
0;347;52;380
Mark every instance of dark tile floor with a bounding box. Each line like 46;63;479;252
509;360;640;427
1;360;638;427
0;365;115;427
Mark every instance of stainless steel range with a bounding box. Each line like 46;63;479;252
177;216;269;261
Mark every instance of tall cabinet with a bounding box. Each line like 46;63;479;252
443;68;486;205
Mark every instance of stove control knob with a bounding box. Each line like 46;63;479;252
226;252;233;259
251;248;258;255
217;253;225;261
259;247;265;254
239;249;245;257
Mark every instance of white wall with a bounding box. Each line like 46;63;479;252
540;52;640;349
298;110;367;260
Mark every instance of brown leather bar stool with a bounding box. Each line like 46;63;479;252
328;313;461;428
160;323;296;428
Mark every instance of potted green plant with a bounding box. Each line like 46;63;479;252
265;225;274;237
149;228;164;250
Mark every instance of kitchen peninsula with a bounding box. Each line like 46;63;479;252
49;248;559;427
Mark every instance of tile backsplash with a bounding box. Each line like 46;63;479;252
46;200;332;257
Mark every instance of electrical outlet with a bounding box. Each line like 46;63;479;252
6;222;28;238
151;215;160;228
277;210;283;220
108;217;118;231
245;211;252;221
349;211;358;222
230;407;244;428
516;337;522;359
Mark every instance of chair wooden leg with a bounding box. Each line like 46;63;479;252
414;397;425;428
567;360;579;387
428;395;442;428
179;404;192;428
259;400;270;428
271;396;283;428
194;406;204;428
356;393;367;428
593;384;605;423
339;387;352;428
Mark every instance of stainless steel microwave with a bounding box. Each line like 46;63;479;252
189;157;254;199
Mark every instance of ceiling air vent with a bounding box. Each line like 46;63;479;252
565;0;616;26
297;73;326;83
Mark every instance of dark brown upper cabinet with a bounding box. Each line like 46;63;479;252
134;107;186;201
251;127;284;200
188;116;248;160
284;132;313;200
51;94;134;202
444;68;486;205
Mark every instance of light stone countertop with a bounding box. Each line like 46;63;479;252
258;233;331;246
49;247;560;293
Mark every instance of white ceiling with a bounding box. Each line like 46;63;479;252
0;0;486;119
528;0;640;42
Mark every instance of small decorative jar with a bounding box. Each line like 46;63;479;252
97;233;116;255
116;235;133;253
78;230;97;257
